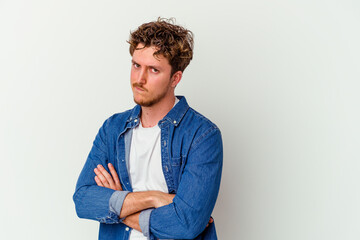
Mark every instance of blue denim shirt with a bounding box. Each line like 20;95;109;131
73;96;223;240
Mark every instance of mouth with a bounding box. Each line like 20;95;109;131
133;84;147;92
135;86;145;92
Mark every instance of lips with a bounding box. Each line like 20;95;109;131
133;83;147;92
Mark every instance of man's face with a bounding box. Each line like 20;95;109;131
130;43;176;107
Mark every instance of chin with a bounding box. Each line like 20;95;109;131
134;97;152;107
134;96;163;107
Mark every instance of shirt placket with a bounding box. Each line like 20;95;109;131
160;121;175;194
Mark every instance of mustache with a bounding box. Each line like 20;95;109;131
132;83;148;92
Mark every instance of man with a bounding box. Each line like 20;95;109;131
73;18;223;240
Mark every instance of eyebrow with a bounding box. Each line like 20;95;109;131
131;60;162;70
131;60;139;66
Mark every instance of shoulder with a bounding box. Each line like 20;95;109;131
184;107;220;132
106;109;132;125
101;107;135;133
180;106;222;147
178;107;222;156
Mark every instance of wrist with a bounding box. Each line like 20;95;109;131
148;191;159;208
129;191;159;209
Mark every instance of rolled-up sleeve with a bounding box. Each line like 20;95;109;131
139;208;154;238
109;190;131;218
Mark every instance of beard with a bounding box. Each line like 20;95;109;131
132;83;171;107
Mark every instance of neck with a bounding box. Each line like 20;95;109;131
140;95;176;128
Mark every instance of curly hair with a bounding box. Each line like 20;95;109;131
128;18;194;76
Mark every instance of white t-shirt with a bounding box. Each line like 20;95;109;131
129;122;168;193
129;98;179;239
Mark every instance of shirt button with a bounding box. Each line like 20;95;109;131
134;119;138;122
173;120;177;124
125;227;129;231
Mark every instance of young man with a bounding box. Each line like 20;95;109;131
73;18;223;240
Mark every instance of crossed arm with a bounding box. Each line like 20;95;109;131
93;163;213;232
73;124;221;239
93;163;176;231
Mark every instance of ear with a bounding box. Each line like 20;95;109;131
171;71;183;88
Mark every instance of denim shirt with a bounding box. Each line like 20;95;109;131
73;96;223;240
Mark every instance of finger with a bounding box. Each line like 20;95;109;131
94;176;104;187
94;167;110;188
108;163;122;190
206;217;214;227
97;164;115;189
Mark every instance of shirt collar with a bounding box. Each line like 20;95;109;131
126;96;189;127
127;105;141;123
162;96;189;126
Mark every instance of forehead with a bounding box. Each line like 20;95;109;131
132;43;170;66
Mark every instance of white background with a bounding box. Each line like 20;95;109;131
1;0;359;239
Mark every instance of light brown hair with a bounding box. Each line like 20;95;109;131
128;18;194;76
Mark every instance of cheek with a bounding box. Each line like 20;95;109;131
130;71;137;82
155;74;171;85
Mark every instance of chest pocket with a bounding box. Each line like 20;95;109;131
170;156;183;190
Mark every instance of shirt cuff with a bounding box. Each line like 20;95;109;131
139;208;154;238
109;190;130;219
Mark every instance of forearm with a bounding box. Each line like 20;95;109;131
122;212;141;232
119;190;174;218
73;185;120;223
119;191;154;218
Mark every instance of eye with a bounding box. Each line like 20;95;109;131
151;68;159;73
133;62;140;68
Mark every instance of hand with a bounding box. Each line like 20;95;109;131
152;191;175;208
94;163;122;191
206;217;214;227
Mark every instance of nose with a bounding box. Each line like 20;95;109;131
137;68;147;84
